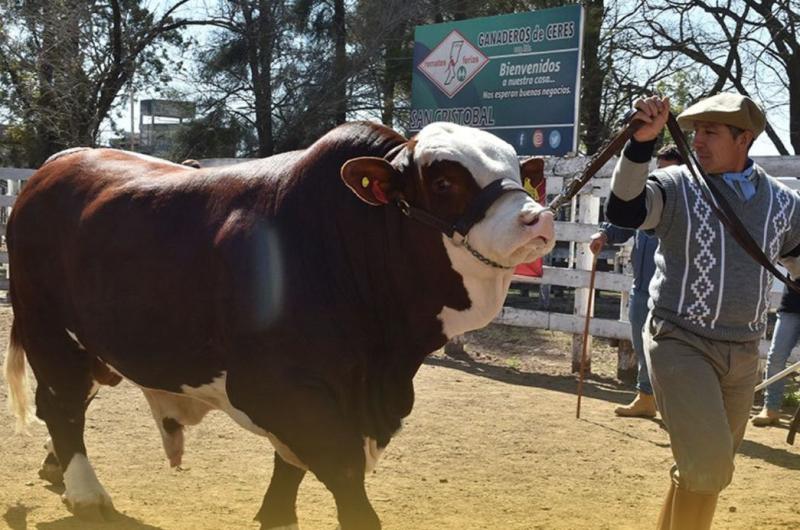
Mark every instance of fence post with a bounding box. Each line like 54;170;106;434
571;192;600;373
615;246;636;381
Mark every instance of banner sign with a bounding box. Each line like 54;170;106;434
411;5;584;156
515;159;546;277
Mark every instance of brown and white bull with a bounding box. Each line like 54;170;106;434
4;121;554;529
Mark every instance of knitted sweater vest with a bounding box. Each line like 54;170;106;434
649;164;800;342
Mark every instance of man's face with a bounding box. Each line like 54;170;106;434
692;121;752;174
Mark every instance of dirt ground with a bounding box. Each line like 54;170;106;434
1;305;799;530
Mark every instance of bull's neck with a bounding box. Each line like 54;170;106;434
437;237;514;339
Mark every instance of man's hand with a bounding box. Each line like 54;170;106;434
589;231;607;256
631;95;670;143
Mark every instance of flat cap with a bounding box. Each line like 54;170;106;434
677;93;766;138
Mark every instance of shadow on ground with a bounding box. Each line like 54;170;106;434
426;349;634;406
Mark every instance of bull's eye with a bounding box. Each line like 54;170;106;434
432;177;452;194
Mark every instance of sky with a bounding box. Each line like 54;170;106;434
751;117;790;156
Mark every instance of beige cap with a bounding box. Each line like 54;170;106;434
677;93;766;138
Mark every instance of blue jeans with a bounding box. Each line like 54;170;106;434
763;311;800;411
628;291;653;395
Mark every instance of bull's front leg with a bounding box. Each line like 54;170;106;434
268;416;380;530
255;451;306;530
228;370;381;530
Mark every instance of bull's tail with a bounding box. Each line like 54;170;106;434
4;317;35;432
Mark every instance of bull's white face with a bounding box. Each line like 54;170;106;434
412;122;556;337
413;122;555;275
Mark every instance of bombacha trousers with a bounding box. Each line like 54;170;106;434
644;314;759;494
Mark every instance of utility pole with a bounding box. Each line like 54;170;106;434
129;79;136;152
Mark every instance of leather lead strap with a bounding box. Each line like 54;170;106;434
666;113;800;295
547;111;644;213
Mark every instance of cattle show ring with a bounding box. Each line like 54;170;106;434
2;3;800;530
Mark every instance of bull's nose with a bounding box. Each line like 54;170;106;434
522;209;555;244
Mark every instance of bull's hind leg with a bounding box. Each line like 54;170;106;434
39;437;64;485
255;452;307;530
21;324;116;520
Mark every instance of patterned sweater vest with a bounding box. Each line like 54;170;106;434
649;164;800;342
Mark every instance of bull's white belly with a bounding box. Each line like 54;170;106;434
177;374;384;473
66;328;384;473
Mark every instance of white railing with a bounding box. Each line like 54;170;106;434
0;168;34;293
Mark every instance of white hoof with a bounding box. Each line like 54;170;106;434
62;453;116;521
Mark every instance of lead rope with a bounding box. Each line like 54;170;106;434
547;110;644;214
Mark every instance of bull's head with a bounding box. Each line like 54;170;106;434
341;122;555;273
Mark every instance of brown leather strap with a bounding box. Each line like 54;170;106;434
665;114;800;295
548;111;644;213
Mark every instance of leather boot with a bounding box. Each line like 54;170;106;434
656;483;718;530
751;406;780;427
615;391;657;418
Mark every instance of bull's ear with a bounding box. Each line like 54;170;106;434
341;156;402;206
520;157;544;191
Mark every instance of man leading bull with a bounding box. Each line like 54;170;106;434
606;92;800;530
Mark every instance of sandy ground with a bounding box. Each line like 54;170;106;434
1;306;799;530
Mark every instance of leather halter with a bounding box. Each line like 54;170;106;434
384;143;532;269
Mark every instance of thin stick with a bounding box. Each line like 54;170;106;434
754;359;800;392
576;255;599;419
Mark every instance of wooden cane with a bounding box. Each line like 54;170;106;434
576;254;599;419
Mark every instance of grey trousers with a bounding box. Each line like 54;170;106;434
644;315;760;494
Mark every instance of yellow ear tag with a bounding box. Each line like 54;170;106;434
523;178;540;202
361;176;370;188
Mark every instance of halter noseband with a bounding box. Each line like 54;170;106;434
385;143;532;270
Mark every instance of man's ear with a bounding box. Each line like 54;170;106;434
341;157;403;206
520;157;545;199
738;130;755;149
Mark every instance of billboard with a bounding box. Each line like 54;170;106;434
140;99;196;120
411;5;584;156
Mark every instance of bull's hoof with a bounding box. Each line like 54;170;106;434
38;461;64;485
62;494;118;521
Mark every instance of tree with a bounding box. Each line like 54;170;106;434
170;108;255;160
0;0;205;167
616;0;796;154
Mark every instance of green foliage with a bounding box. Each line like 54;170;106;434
783;380;800;409
170;108;254;160
0;0;193;166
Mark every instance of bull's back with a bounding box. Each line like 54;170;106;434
8;150;244;389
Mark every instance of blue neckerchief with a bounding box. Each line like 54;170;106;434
721;160;756;201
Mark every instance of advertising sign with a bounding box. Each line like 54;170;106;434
411;5;584;156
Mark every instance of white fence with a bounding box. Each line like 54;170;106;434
0;168;34;293
3;156;800;367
